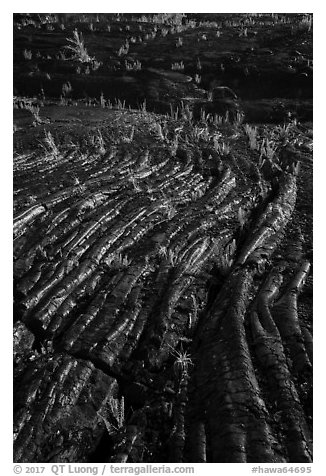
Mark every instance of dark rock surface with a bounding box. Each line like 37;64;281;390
13;13;313;463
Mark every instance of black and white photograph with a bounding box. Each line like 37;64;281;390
11;4;315;469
